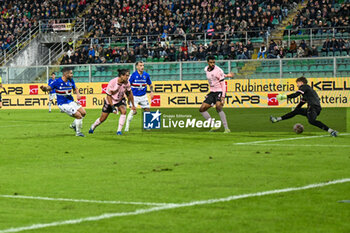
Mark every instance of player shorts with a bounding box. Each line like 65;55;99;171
204;92;223;105
49;93;56;101
130;94;150;109
102;98;126;113
307;104;321;119
58;101;81;117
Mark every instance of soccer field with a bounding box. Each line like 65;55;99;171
0;109;349;233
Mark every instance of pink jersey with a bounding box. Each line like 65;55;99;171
105;77;131;104
204;65;226;96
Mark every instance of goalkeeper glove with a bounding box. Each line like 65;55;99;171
277;94;287;101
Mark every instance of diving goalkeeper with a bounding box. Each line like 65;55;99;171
270;76;338;137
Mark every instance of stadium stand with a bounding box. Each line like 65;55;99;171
264;38;350;59
2;0;349;83
84;0;297;42
59;0;302;66
55;0;300;81
0;0;91;58
283;0;349;40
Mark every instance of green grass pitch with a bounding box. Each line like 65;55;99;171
0;108;349;233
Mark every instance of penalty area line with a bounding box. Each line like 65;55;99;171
234;133;350;145
0;178;349;233
0;194;171;206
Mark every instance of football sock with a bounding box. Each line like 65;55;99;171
48;102;51;111
218;111;229;129
75;118;83;134
328;128;334;133
125;111;134;128
200;111;211;121
277;117;282;121
91;118;101;130
118;114;126;132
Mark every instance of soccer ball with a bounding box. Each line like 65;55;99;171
293;123;304;134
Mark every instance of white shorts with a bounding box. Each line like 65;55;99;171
49;93;56;101
58;101;81;116
131;95;150;109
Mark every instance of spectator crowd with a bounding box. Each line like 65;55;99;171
0;0;90;57
2;0;350;66
258;37;350;59
61;39;257;64
61;0;301;64
284;0;350;36
60;36;350;65
84;0;299;44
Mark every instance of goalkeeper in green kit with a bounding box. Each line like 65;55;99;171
270;77;338;137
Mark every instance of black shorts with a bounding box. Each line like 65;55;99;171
204;92;222;105
307;104;321;119
102;98;126;113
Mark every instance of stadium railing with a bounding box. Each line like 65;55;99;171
282;26;350;47
0;57;349;84
0;25;40;66
71;26;350;50
77;29;269;49
0;18;86;67
38;18;86;65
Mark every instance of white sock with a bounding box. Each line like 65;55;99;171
277;117;282;121
91;118;101;130
200;111;211;121
218;111;229;129
125;110;134;129
328;128;334;133
75;118;83;134
118;115;126;132
48;102;51;111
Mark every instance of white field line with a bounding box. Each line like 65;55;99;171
235;143;350;148
234;133;350;145
0;195;171;206
0;178;349;233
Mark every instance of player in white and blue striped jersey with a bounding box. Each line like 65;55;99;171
40;67;86;137
124;61;154;131
47;72;56;113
